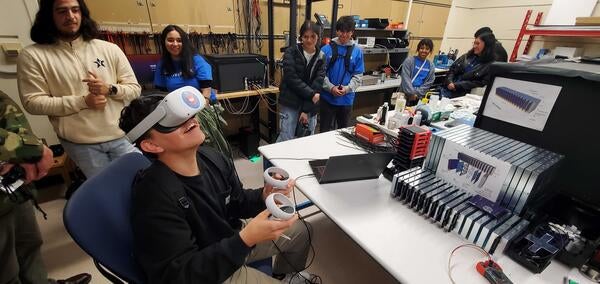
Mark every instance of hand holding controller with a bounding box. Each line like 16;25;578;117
263;167;296;220
263;167;291;190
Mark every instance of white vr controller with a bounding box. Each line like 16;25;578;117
263;167;290;189
265;192;296;220
126;86;206;142
263;167;295;220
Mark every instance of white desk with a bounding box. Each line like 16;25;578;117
258;131;592;284
356;78;401;93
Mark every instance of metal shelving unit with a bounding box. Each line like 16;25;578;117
511;10;600;62
362;47;410;55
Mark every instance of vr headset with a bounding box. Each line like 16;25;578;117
126;86;206;142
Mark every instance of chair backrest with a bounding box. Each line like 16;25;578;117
63;152;152;283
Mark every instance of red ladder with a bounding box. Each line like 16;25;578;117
510;10;544;62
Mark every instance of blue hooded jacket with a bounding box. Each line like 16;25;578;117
321;38;365;106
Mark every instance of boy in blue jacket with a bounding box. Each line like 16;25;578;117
320;16;365;132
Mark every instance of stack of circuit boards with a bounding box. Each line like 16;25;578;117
390;125;563;254
391;167;530;254
424;124;563;215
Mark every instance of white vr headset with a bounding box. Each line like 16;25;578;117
126;86;206;143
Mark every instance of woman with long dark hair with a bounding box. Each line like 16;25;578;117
441;32;497;98
277;20;326;142
154;25;230;156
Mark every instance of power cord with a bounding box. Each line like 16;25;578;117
270;179;322;284
447;244;492;284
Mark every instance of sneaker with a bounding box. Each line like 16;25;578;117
280;271;320;284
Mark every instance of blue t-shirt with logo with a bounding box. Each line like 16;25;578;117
154;54;212;92
412;56;431;88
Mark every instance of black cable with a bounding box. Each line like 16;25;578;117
269;182;322;284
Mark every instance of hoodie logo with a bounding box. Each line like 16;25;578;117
93;58;105;68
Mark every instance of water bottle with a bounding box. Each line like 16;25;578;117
380;103;388;125
413;111;422;126
400;112;410;126
395;93;406;112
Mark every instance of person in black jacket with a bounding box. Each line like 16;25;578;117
277;20;326;142
441;33;497;98
118;96;316;284
474;27;508;62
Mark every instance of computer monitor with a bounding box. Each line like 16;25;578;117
475;62;600;209
127;54;161;90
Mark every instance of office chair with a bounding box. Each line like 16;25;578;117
64;152;150;283
64;152;276;283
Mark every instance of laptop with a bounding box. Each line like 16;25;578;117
309;153;395;184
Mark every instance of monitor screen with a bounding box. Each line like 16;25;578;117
475;62;600;209
127;54;161;89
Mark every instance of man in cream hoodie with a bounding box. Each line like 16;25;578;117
17;0;141;178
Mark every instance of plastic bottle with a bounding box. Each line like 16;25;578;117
429;95;439;110
375;106;383;123
380;102;388;125
413;111;422;126
395;94;406;113
400;112;410;126
440;97;451;111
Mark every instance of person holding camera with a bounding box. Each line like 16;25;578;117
0;90;91;284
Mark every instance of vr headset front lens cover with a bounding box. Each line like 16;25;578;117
126;86;206;142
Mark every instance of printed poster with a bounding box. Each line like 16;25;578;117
483;77;561;131
436;140;512;202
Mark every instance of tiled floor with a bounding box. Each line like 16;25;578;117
35;152;398;284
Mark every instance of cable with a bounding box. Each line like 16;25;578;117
447;244;491;284
269;179;322;284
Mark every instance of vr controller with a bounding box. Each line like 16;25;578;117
263;167;295;220
127;86;207;142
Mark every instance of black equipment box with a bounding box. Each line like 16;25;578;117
204;53;268;92
366;18;389;29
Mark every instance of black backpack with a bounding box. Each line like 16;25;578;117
328;42;354;74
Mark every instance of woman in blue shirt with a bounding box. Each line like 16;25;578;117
154;25;230;156
154;25;212;97
400;38;435;106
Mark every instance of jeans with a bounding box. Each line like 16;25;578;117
319;100;352;133
276;104;317;143
60;137;139;178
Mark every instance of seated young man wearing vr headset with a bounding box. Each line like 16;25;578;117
118;87;316;284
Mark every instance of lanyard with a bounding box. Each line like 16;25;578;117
411;59;427;83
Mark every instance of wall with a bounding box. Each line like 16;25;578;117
441;0;600;61
0;0;59;145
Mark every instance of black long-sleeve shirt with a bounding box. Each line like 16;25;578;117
131;147;266;284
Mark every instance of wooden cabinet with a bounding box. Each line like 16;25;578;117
86;0;150;25
419;5;450;38
148;0;234;33
389;1;409;24
350;0;392;19
312;0;351;19
87;0;235;33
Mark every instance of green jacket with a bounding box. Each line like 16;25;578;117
0;90;43;215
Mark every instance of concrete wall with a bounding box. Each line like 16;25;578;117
441;0;600;61
0;0;59;145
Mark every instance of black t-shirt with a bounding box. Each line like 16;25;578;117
132;147;266;284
